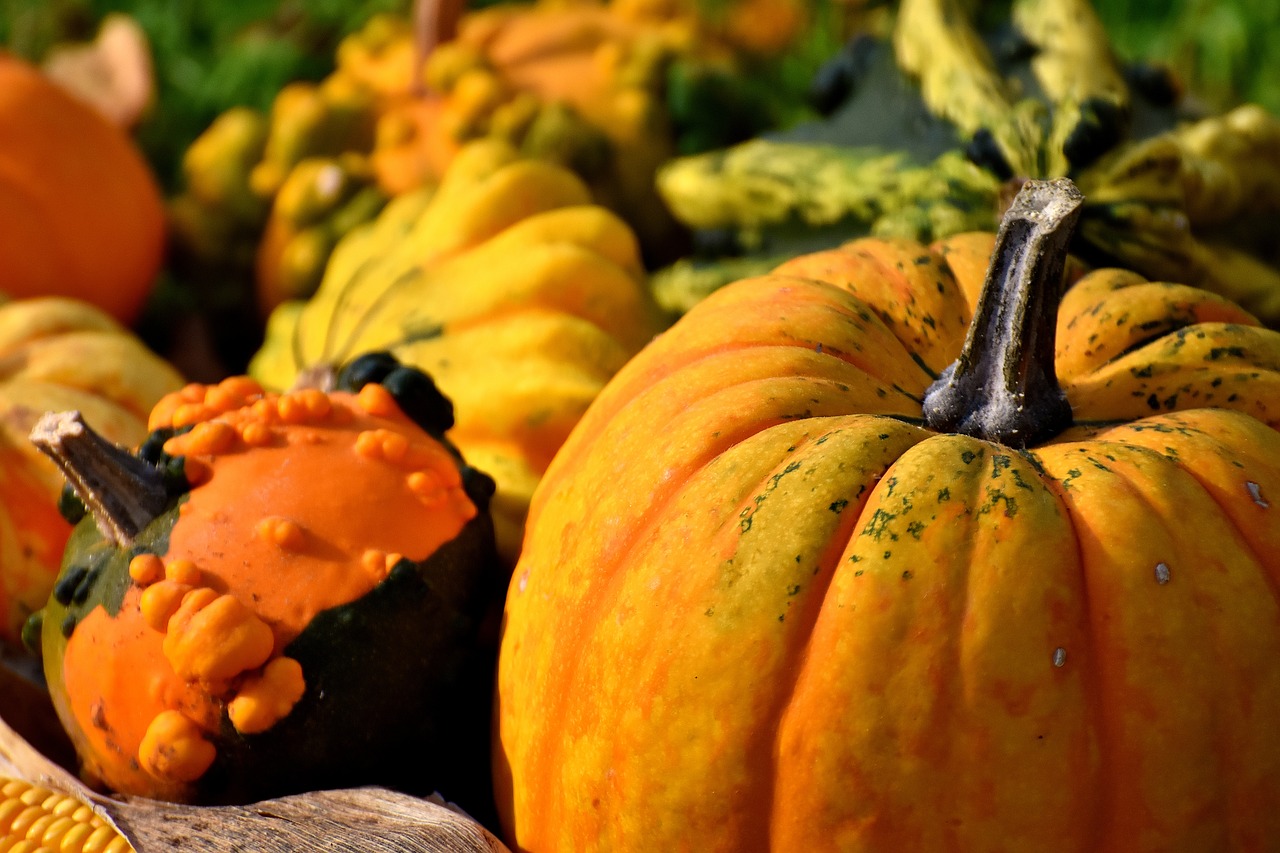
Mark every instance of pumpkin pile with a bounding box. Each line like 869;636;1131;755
250;137;671;563
167;0;854;363
2;2;1280;852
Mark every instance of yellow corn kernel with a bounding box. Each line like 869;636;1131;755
0;779;134;853
164;559;201;586
16;787;49;807
138;711;216;783
163;590;275;682
7;804;44;837
104;834;136;853
255;516;305;551
21;814;55;842
58;823;96;851
36;814;76;845
227;657;306;734
127;554;164;586
0;797;23;832
84;824;129;853
49;794;81;818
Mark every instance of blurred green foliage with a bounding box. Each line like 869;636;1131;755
0;0;411;191
1091;0;1279;114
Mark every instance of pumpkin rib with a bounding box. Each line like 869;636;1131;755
1056;279;1261;380
325;264;425;364
522;415;929;848
1029;437;1113;841
775;247;965;378
6;332;180;423
573;278;936;433
1089;414;1280;603
1064;323;1280;430
1132;445;1280;839
770;432;1099;847
1036;435;1280;842
1037;458;1110;849
719;422;920;849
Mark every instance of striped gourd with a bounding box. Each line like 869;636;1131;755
0;778;131;853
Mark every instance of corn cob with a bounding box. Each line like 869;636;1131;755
0;778;132;853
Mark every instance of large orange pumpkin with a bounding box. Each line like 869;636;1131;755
0;296;182;645
0;54;166;324
495;179;1280;850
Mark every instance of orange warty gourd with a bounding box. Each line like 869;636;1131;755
31;355;502;811
0;54;166;324
0;296;182;645
495;179;1280;851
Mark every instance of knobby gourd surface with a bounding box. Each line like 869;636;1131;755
31;357;502;815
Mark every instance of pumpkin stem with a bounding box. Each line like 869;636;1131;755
29;411;169;547
921;177;1083;447
412;0;465;96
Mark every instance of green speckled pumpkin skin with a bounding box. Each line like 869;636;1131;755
495;231;1280;852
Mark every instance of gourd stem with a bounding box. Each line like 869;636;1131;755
921;177;1083;447
412;0;465;96
29;411;169;547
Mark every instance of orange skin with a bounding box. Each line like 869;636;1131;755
495;233;1280;851
0;54;165;324
0;459;71;642
57;378;477;798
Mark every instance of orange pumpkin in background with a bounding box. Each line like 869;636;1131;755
0;54;166;324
